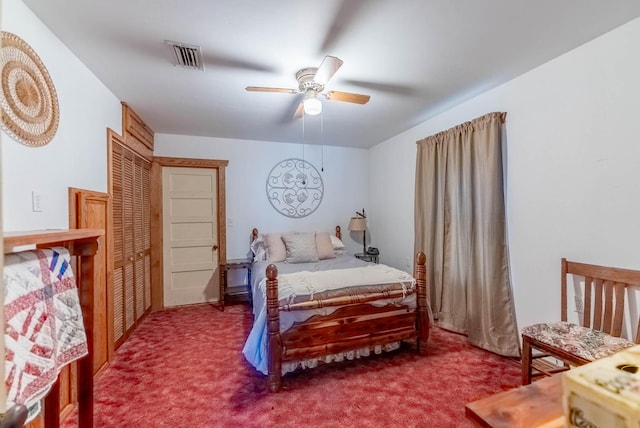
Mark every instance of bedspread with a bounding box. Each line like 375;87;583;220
250;254;370;318
275;263;415;305
3;247;88;422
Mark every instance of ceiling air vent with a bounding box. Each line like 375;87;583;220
166;40;204;71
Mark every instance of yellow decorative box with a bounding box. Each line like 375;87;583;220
563;345;640;427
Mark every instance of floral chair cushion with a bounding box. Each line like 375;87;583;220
522;321;635;361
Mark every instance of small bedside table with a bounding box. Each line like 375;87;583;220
355;253;379;263
222;258;252;308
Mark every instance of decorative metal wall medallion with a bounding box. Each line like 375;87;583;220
266;158;324;218
0;32;60;147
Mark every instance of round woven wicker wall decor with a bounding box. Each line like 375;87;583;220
1;31;59;147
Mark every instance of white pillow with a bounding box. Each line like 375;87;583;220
330;235;345;250
315;232;336;260
264;233;286;263
250;235;267;261
281;233;319;263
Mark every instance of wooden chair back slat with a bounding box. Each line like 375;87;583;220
561;258;568;322
565;260;640;284
611;283;626;337
635;317;640;343
592;279;604;330
583;277;592;328
602;281;615;334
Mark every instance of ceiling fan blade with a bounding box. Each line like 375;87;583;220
325;91;370;104
340;79;415;96
279;93;305;124
293;102;304;119
319;0;370;53
204;55;275;73
313;56;343;86
245;86;297;94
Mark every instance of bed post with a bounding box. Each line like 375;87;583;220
266;264;282;392
415;251;430;355
335;225;341;240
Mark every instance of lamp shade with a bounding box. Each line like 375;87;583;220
348;217;367;231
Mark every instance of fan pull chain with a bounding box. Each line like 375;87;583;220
302;113;306;186
321;113;324;172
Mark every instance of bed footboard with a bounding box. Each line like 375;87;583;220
266;251;429;392
266;264;281;393
415;251;429;355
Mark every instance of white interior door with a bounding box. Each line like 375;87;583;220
162;166;219;307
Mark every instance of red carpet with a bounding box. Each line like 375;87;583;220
64;304;521;427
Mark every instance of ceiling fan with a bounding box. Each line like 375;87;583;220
245;55;370;118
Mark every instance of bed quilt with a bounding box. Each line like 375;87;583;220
3;247;88;421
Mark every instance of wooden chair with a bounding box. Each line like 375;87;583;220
521;258;640;384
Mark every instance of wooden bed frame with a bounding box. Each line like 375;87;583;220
251;226;430;392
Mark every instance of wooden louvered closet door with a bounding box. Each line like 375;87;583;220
112;140;125;344
142;161;152;312
123;148;135;334
111;135;151;347
134;157;152;319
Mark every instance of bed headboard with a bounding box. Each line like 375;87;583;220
252;226;341;242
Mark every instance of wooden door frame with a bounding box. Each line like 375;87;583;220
68;187;114;367
151;157;228;310
64;187;111;425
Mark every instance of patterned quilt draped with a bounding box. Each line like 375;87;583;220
522;321;635;361
3;247;88;421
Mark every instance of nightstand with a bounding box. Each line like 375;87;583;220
222;258;252;307
355;252;379;263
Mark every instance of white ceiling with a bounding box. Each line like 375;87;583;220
23;0;640;148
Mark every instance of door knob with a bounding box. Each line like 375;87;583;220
212;245;218;251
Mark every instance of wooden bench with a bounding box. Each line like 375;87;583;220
521;258;640;385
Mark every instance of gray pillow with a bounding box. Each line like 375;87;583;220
281;233;319;263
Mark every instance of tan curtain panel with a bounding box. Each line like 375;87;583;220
414;112;519;357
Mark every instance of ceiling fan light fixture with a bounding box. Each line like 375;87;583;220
303;93;322;116
246;55;370;119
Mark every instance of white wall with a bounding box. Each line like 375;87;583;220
154;135;370;259
1;0;121;231
370;17;640;332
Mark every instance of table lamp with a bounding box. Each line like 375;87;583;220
348;209;367;254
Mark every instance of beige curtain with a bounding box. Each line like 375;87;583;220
414;112;519;357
